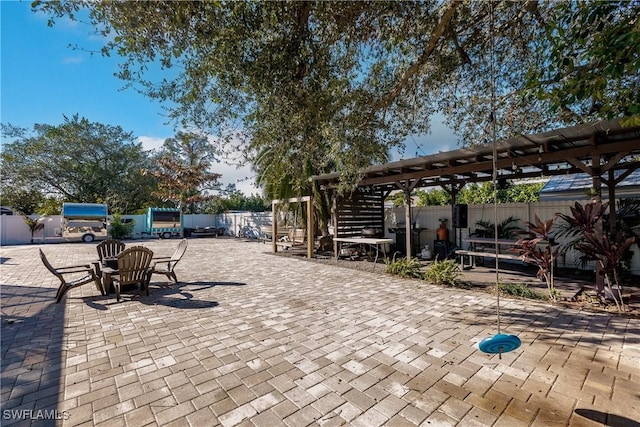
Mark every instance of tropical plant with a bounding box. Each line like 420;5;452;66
574;232;635;312
556;200;638;312
385;255;423;279
516;214;560;301
555;200;609;292
555;200;609;239
423;258;460;287
470;215;523;239
17;211;44;244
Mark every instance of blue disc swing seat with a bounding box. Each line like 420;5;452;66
479;333;521;354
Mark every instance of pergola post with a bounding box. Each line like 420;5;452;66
590;150;606;295
404;189;412;259
272;201;278;253
307;196;314;259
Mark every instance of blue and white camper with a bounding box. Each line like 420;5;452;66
146;207;182;239
61;203;108;243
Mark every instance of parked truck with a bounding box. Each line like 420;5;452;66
60;203;108;243
145;207;182;239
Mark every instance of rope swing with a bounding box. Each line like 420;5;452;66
478;2;521;358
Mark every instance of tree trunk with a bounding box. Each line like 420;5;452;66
313;182;331;237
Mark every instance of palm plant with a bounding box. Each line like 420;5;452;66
18;211;45;244
470;215;523;239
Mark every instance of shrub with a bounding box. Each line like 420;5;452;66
385;255;423;279
109;214;134;239
423;258;460;286
499;282;548;300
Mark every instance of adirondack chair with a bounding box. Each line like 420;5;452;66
95;239;126;276
150;238;188;283
39;249;102;302
107;246;154;302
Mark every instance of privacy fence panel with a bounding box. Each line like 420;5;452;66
336;186;385;238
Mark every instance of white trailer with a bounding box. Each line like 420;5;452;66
61;203;108;243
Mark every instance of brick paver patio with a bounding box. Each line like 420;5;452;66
1;238;638;426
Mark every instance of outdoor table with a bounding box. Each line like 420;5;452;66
333;237;393;269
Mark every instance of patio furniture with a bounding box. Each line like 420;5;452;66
39;248;103;303
94;239;126;276
456;237;523;269
103;246;154;302
333;236;393;270
150;238;188;283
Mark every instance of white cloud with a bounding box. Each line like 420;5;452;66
213;162;262;196
62;56;83;64
394;118;458;161
138;136;165;152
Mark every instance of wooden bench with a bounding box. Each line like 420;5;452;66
455;249;523;270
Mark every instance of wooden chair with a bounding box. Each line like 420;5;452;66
95;239;126;276
150;239;188;283
109;246;154;302
39;249;103;303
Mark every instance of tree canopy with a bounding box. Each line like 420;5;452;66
1;116;263;215
389;181;544;207
31;0;640;227
0;115;158;213
145;131;222;214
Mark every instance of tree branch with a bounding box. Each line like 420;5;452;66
373;0;462;112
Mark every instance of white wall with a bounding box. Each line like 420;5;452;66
385;201;640;275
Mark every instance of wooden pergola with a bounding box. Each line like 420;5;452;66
312;118;640;258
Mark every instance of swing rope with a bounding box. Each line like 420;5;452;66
478;1;521;357
490;1;501;336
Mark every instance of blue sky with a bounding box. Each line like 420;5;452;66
1;1;457;195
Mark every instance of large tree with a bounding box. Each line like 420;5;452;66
0;115;158;213
33;1;639;229
145;131;221;214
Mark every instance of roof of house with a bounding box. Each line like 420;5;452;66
540;169;640;201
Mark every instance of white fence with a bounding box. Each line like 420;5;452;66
2;202;638;274
385;201;639;275
0;211;274;246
